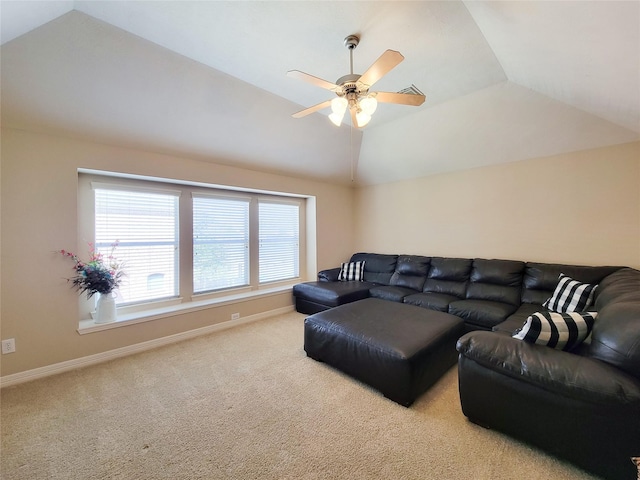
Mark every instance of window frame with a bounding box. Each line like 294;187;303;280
78;171;306;322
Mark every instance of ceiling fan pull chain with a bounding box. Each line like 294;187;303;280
350;124;354;183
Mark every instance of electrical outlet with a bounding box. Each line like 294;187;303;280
231;313;240;321
1;338;16;354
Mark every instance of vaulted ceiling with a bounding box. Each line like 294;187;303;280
1;1;639;186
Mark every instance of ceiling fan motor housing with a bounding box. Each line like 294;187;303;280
337;35;370;99
336;74;363;94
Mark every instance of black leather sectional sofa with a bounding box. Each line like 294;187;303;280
293;253;640;479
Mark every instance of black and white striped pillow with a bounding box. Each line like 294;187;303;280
543;273;597;313
513;311;597;351
338;261;365;281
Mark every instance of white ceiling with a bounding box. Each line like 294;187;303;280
1;1;639;186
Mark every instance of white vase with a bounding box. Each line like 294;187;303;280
95;292;117;324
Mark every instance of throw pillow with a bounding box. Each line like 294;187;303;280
512;311;597;351
543;273;597;313
338;261;365;281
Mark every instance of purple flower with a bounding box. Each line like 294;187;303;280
59;242;124;299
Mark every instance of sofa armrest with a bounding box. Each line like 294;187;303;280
318;267;341;282
456;331;640;406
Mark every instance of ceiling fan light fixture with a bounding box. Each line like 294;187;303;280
356;110;372;127
359;95;377;115
329;111;346;126
331;96;348;114
329;97;348;126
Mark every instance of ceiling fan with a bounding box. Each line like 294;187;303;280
287;34;426;128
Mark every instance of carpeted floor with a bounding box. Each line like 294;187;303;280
1;311;601;479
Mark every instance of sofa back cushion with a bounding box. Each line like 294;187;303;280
521;263;621;305
423;257;471;298
465;259;525;306
586;268;640;379
390;255;431;291
350;253;398;285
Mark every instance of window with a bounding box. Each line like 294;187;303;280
94;185;180;305
193;195;250;293
80;172;306;318
259;201;299;283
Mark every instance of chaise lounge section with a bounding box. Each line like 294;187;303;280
293;253;397;314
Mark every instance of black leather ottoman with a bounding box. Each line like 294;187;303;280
304;298;465;406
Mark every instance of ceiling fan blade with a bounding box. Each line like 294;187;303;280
287;70;339;91
350;108;360;129
358;50;404;89
375;91;426;106
291;99;332;118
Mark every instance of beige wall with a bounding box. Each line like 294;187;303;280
355;141;640;268
3;129;638;378
0;128;355;376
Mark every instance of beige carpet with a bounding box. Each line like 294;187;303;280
1;311;601;480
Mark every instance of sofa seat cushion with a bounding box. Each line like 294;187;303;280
292;281;375;307
494;303;547;335
448;299;518;330
370;285;419;303
466;283;521;306
403;292;460;312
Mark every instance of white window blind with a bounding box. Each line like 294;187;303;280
259;201;299;283
193;195;250;293
94;186;180;305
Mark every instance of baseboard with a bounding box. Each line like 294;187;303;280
0;306;295;388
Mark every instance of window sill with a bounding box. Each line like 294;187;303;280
77;285;293;335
